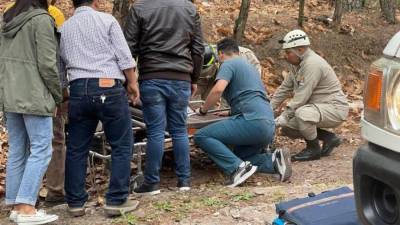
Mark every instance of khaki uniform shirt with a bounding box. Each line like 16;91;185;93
271;49;348;118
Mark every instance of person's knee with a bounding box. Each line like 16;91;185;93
168;126;188;138
294;105;320;123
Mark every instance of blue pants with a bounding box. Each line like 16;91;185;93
194;116;276;175
140;79;191;184
5;113;53;206
65;78;133;207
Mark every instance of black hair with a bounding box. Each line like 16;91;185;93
72;0;94;8
217;38;240;55
3;0;48;23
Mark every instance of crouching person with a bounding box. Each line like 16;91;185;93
272;30;349;162
194;38;292;188
60;0;140;217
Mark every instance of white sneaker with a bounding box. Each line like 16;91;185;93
15;209;58;225
273;148;292;182
9;210;18;222
226;161;258;188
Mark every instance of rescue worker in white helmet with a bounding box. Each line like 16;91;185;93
272;30;349;162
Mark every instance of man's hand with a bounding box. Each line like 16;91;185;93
126;81;140;105
191;84;198;98
195;107;207;116
275;114;288;127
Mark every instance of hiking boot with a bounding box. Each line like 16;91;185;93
68;205;86;217
177;180;191;192
104;199;140;217
133;182;161;195
225;161;257;188
317;128;341;156
44;194;65;207
291;139;321;162
15;209;58;225
272;148;292;182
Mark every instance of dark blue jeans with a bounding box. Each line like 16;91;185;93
139;79;191;184
194;115;275;175
65;78;133;207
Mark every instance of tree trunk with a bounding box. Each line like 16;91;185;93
379;0;397;24
298;0;305;27
233;0;251;44
333;0;343;29
112;0;134;27
343;0;365;11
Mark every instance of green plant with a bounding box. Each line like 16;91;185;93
232;192;255;201
112;212;139;225
202;197;226;207
154;201;174;212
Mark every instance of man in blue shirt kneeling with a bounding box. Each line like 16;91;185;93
194;38;292;187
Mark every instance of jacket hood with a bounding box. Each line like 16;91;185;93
2;8;48;38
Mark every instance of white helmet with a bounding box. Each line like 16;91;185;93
280;29;310;50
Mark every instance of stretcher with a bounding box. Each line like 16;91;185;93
88;101;229;192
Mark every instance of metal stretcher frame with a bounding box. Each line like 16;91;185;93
88;101;229;191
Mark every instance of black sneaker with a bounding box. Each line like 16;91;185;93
44;195;66;207
133;183;160;195
272;148;292;182
177;180;191;192
225;162;257;188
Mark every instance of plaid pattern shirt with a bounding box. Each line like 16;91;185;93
60;6;135;82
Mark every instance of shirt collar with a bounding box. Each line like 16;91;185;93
299;48;313;67
74;6;94;15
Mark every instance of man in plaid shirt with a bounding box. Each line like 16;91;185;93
60;0;140;217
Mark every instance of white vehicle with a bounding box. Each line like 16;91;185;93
353;31;400;225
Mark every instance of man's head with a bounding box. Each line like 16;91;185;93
280;30;310;66
217;38;240;63
72;0;98;9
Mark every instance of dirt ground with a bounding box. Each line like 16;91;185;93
0;0;399;224
0;140;359;225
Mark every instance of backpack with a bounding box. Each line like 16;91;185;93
274;187;362;225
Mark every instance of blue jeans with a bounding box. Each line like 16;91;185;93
139;79;191;184
194;116;275;175
65;78;133;207
5;113;53;206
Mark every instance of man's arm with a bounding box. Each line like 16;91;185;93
124;7;141;59
270;73;294;110
110;18;136;71
108;17;140;104
201;80;229;112
284;64;322;118
190;10;205;84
